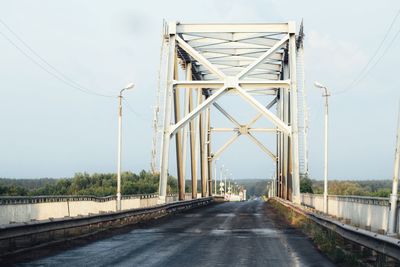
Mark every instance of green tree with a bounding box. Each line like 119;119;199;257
300;176;313;193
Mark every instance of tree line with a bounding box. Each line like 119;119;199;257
0;171;177;197
300;176;393;197
0;172;395;198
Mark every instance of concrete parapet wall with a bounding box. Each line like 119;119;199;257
271;197;400;264
0;194;166;225
301;194;400;234
0;197;214;258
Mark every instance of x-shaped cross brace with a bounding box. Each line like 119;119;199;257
211;97;278;161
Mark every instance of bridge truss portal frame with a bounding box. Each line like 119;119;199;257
157;22;303;204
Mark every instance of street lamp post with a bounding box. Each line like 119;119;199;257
228;173;233;195
388;104;400;235
314;81;330;214
225;168;228;197
220;164;224;196
116;83;134;211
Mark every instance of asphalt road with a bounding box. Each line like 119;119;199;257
16;200;335;267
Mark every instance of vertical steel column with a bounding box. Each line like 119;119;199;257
173;53;185;201
181;64;191;200
276;93;282;197
287;132;293;201
194;88;202;198
287;83;293;201
279;67;286;199
199;91;208;197
282;64;289;200
280;92;285;199
275;135;279;197
188;69;198;199
158;28;176;202
289;25;301;204
206;107;212;196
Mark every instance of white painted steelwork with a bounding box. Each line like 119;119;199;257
156;21;302;203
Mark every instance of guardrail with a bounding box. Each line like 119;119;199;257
0;197;214;257
272;197;400;262
301;193;400;234
0;194;163;205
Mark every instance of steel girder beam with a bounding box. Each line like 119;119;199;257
211;128;277;133
174;80;289;89
176;23;295;34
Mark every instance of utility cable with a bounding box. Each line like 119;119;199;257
351;26;400;86
336;8;400;95
122;97;149;120
0;19;114;98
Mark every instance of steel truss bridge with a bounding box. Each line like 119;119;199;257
2;21;399;267
153;21;308;203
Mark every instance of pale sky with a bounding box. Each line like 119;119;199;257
0;0;399;180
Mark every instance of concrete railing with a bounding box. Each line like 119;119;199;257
300;193;400;234
0;194;179;225
0;197;214;257
272;197;400;262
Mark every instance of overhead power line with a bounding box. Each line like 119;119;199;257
352;26;400;85
336;8;400;95
122;98;149;121
0;18;114;98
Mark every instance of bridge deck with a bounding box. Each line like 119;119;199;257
15;201;334;266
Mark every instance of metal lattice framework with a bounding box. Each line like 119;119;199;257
156;22;304;203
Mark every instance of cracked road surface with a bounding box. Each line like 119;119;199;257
16;200;335;267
